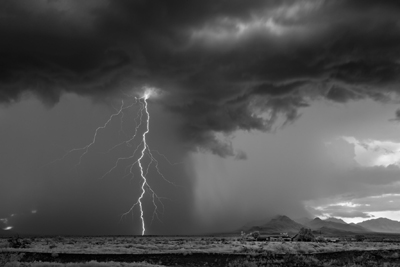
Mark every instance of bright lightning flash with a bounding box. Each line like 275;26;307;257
50;86;178;235
134;88;153;235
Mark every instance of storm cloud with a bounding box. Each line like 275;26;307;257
1;0;400;157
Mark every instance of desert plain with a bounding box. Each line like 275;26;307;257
2;234;400;266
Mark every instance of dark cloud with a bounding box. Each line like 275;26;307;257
325;86;362;103
251;81;307;97
1;0;400;156
390;109;400;122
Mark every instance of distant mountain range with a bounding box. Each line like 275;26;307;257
305;217;369;233
246;215;303;234
241;215;400;235
325;217;347;224
357;218;400;233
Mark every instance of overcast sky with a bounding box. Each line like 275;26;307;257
1;0;400;235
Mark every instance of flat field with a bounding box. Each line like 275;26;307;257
1;235;400;266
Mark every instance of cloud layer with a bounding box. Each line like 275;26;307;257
1;0;400;156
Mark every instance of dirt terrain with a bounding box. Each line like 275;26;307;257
1;236;400;266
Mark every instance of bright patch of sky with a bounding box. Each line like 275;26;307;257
331;202;362;208
343;211;400;224
290;99;400;223
307;193;400;223
342;136;400;167
192;98;400;229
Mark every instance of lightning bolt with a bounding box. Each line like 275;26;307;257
119;89;180;235
47;86;180;235
45;100;134;167
135;92;150;235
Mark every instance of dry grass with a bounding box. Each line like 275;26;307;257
2;236;400;266
2;236;400;255
4;261;165;267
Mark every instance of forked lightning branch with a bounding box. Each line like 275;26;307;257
53;87;175;235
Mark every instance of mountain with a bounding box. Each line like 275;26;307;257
325;217;347;224
240;215;385;236
247;215;304;234
357;218;400;233
294;217;312;225
306;217;370;233
316;226;359;236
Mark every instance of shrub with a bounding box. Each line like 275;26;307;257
292;228;315;242
0;252;24;266
7;236;30;249
251;231;260;240
355;235;365;242
390;252;399;259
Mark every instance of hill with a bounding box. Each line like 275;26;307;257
316;226;361;236
325;217;347;224
293;217;312;225
306;217;369;233
247;215;303;234
357;218;400;233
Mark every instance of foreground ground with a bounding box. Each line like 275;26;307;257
1;236;400;266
